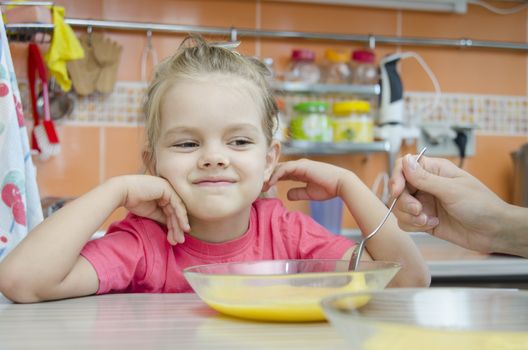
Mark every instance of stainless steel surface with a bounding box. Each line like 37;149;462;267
344;230;528;281
272;81;380;95
37;78;74;120
281;140;390;155
349;147;426;271
0;1;53;5
511;143;528;207
3;17;527;52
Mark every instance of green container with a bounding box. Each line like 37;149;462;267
290;101;333;142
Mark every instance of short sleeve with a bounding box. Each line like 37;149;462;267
80;216;149;294
297;214;355;259
267;199;355;260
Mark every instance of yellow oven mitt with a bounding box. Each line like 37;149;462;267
44;6;84;92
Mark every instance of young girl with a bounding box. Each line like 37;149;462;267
0;36;429;303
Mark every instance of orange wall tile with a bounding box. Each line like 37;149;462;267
104;126;145;178
7;0;528;231
33;125;100;198
464;135;528;201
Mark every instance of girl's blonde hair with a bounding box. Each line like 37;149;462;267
143;35;278;167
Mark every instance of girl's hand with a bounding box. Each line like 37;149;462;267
263;159;348;201
118;175;190;245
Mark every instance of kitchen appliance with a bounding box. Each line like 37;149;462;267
376;52;440;163
511;143;528;207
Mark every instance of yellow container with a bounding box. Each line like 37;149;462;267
332;100;373;142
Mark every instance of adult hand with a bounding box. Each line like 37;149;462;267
120;175;190;245
389;154;509;253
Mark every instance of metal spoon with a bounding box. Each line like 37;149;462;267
349;147;427;271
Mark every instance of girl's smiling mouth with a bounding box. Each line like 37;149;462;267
193;177;237;186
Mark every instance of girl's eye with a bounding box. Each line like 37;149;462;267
229;138;253;147
174;141;199;148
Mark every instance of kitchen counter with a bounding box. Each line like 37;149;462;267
0;293;347;350
345;230;528;288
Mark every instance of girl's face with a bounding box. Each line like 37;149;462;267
154;76;280;222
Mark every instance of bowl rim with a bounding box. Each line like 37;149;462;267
183;259;401;277
320;287;528;332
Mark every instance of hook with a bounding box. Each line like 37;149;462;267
40;27;46;44
146;30;153;49
368;34;376;50
87;25;93;46
230;27;237;42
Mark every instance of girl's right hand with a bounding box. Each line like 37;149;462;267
116;175;190;245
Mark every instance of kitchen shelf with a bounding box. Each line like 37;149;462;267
281;140;390;156
272;82;380;96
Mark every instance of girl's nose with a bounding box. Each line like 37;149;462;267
198;152;230;169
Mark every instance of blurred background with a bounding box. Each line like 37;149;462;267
3;0;527;232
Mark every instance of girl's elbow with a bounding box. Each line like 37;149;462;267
0;270;44;303
414;269;432;287
390;267;431;288
407;267;431;288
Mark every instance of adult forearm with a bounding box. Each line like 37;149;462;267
495;204;528;258
0;178;124;294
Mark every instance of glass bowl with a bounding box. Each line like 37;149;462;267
321;288;528;350
183;259;400;322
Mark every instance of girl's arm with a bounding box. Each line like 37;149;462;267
338;169;430;287
265;159;430;287
0;175;189;303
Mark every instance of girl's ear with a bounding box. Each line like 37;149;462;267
264;140;281;181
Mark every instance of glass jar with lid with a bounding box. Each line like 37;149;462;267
350;50;378;85
321;49;352;84
284;49;321;84
332;100;373;143
290;101;333;142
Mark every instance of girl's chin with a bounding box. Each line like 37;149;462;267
187;205;250;222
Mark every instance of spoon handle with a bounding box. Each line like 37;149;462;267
349;147;427;271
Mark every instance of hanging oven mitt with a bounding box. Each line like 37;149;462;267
44;6;84;92
67;35;100;96
92;34;122;94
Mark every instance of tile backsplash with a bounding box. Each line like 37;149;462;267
19;80;528;136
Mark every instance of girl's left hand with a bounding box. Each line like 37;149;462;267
263;159;348;201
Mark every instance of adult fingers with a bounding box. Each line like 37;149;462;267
401;155;455;199
389;156;406;198
395;210;439;232
395;190;424;216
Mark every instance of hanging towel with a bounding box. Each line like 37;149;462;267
44;6;84;92
0;14;43;261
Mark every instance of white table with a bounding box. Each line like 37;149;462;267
0;293;346;350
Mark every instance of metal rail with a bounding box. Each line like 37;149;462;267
1;4;527;52
65;18;528;52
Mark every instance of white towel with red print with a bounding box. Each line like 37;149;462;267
0;14;43;261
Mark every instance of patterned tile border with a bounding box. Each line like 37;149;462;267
19;80;147;127
405;92;528;136
18;80;528;136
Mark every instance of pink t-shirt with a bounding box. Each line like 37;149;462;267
80;198;355;294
